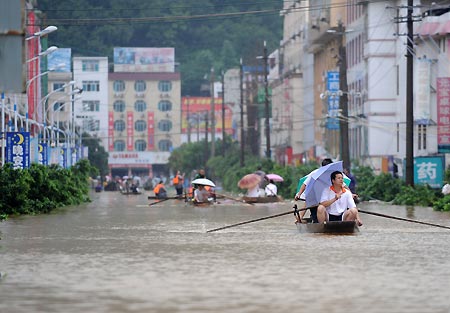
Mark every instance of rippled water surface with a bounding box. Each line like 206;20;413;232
1;191;450;313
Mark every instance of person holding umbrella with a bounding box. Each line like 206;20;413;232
294;158;333;223
317;170;363;226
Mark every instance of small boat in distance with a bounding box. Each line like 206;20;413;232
296;220;359;234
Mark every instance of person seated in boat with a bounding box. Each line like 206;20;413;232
194;184;210;203
316;170;363;226
246;184;260;197
130;183;140;194
204;185;216;202
294;158;333;223
153;181;167;199
264;180;277;197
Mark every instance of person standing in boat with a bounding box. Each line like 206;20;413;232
316;170;363;226
265;180;278;197
173;171;184;198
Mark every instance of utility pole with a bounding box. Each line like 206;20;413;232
405;0;414;186
210;67;215;158
262;41;271;159
239;58;245;166
337;21;350;170
221;71;225;157
204;111;209;165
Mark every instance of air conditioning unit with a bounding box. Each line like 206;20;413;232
141;114;145;118
166;113;171;118
114;93;124;98
136;92;145;98
120;114;125;118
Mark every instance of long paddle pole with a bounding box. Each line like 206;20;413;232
148;197;172;206
206;205;315;233
359;209;450;230
215;193;254;206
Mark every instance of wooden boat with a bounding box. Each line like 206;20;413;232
241;196;283;203
296;220;359;234
121;190;142;195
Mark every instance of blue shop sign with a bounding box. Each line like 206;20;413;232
414;156;444;188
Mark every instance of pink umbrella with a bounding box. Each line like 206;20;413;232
238;173;262;189
265;173;284;182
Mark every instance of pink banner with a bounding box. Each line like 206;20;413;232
148;112;154;150
437;77;450;146
127;112;134;151
108;112;114;151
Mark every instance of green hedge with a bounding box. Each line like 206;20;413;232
0;159;93;221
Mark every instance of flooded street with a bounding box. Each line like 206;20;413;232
1;191;450;313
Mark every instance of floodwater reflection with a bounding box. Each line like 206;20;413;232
1;191;450;313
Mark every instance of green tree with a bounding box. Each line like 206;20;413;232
81;132;107;177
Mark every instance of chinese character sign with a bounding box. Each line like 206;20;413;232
326;71;340;130
6;132;30;169
414;156;444;188
38;143;48;166
437;77;450;153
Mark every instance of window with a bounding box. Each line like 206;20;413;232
82;100;100;112
113;100;126;112
158;139;172;151
53;83;65;91
134;100;147;112
82;60;99;72
114;140;126;151
158;100;172;112
82;119;100;131
53;102;65;111
158;80;172;92
135;139;147;151
114;120;126;132
82;80;100;92
135;120;147;132
134;80;146;92
113;80;125;92
158;120;172;132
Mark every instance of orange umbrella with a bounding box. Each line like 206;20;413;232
238;173;262;189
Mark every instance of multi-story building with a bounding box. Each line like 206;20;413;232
72;57;109;148
107;47;181;178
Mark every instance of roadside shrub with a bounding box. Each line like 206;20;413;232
393;184;438;206
433;195;450;211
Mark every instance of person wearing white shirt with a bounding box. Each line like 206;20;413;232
264;180;277;197
317;170;363;226
247;185;259;197
294;158;333;223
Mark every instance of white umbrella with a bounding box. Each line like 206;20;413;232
304;161;343;207
192;178;216;187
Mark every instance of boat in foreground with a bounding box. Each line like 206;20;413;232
296;220;359;234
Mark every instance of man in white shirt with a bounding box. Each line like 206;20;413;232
317;170;363;226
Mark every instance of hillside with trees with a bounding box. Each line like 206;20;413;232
35;0;283;95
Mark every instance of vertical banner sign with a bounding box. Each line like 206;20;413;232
437;78;450;153
6;132;30;169
148;112;154;150
127;111;134;151
415;60;431;123
38;143;48;165
60;147;67;168
414;156;444;188
108;112;114;151
327;71;340;130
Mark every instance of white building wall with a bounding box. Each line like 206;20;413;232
73;57;109;148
